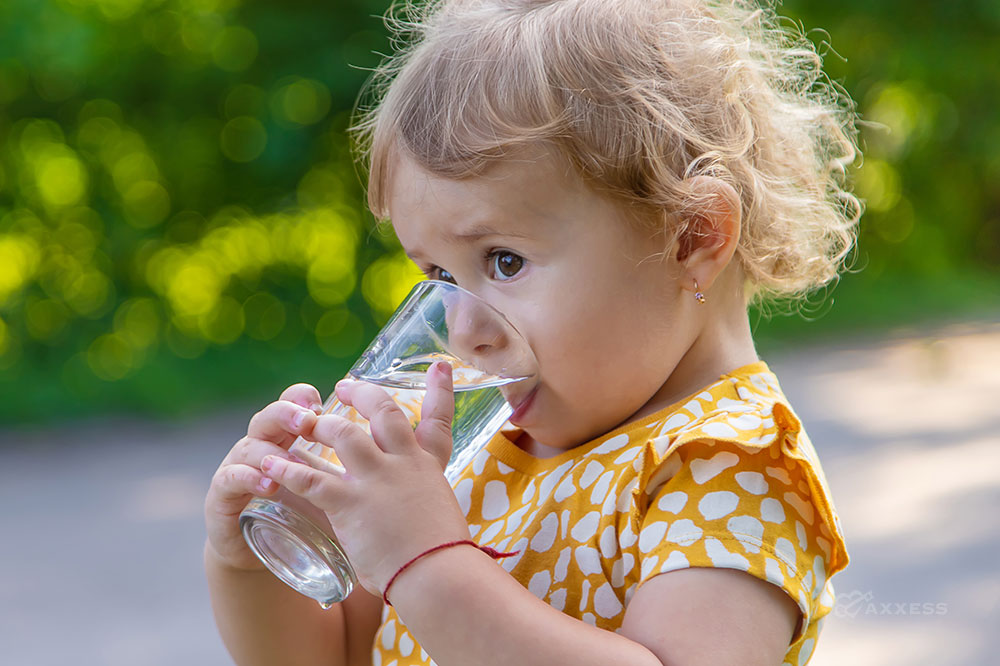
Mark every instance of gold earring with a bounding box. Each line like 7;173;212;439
694;280;706;304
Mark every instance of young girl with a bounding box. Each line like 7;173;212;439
205;1;859;664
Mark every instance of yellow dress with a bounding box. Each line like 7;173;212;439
373;362;849;665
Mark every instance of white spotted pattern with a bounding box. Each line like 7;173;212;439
657;490;688;514
698;491;740;520
373;366;845;666
735;471;769;495
690;451;740;483
481;481;510;520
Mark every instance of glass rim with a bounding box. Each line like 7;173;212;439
415;279;521;328
354;278;536;383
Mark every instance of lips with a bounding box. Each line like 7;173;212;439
508;385;539;425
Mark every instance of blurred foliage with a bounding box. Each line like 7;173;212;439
0;0;424;423
0;0;998;424
751;0;1000;345
784;0;1000;273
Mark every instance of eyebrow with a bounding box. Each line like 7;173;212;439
405;223;533;262
445;223;531;242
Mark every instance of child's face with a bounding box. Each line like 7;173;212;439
387;148;697;451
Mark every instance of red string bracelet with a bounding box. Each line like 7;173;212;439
382;539;520;606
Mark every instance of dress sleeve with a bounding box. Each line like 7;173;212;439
634;411;848;644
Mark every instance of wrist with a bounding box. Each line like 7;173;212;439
204;539;268;574
383;540;519;606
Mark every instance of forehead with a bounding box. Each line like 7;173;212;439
385;147;588;246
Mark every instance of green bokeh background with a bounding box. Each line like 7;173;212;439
1;0;998;425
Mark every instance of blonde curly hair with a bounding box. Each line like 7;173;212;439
354;0;862;301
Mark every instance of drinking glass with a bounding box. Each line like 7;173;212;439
240;280;537;607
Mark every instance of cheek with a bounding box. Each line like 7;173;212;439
522;260;677;367
529;302;622;376
560;286;681;376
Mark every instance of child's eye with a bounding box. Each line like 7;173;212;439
430;266;456;284
489;250;524;281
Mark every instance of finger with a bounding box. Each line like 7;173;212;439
210;462;280;512
336;380;416;455
307;413;380;473
261;455;342;509
246;400;317;448
223;436;298;469
414;361;455;469
279;383;324;413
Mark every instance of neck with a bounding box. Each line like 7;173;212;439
628;302;759;424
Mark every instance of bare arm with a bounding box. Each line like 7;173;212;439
620;567;801;666
388;546;799;666
203;383;382;666
205;544;382;666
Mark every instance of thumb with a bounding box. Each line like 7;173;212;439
414;361;455;469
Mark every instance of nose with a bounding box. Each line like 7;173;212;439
443;292;512;376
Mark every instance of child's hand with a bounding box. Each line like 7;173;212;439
204;383;320;570
259;362;472;597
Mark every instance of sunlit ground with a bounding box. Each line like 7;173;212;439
0;320;997;665
770;321;1000;666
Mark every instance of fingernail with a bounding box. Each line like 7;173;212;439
259;477;273;490
292;409;308;428
261;456;274;473
310;402;323;414
436;361;452;377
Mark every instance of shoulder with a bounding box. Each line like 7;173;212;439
648;365;797;452
628;367;850;658
635;364;849;566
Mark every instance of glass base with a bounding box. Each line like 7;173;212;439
240;497;356;608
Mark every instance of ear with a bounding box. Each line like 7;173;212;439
674;176;742;294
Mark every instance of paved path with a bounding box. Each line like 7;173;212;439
1;321;998;665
